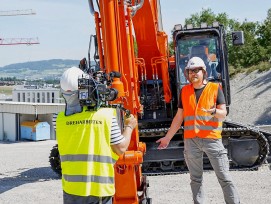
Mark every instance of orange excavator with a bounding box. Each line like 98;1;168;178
86;1;162;203
49;0;271;203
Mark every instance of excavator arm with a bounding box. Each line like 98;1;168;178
88;0;169;203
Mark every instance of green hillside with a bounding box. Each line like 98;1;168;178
0;59;79;80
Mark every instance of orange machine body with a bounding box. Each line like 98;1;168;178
92;0;170;203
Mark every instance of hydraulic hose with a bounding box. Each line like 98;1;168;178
131;0;144;16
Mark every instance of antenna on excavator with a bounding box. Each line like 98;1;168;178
0;9;39;45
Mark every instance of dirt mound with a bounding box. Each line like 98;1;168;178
227;70;271;125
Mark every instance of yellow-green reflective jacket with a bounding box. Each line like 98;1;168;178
56;107;119;197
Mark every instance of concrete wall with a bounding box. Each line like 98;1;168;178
0;113;57;141
0;113;3;140
0;102;64;141
0;113;17;141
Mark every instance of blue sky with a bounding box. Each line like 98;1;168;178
1;0;271;67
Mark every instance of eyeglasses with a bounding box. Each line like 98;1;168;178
187;68;202;74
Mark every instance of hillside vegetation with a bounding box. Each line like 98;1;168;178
229;62;271;77
183;8;271;70
0;59;79;80
0;86;13;95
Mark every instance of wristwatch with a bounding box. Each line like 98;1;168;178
211;108;216;115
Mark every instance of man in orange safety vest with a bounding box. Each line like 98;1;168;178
156;57;240;204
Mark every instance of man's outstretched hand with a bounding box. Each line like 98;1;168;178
156;136;170;150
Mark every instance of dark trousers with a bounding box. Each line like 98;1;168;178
63;191;113;204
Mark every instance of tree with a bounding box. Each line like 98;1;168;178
228;20;266;67
257;8;271;61
184;8;243;66
183;8;271;68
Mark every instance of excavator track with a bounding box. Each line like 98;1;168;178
140;121;270;176
49;121;270;177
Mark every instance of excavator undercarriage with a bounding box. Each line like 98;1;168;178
140;121;270;175
50;121;270;177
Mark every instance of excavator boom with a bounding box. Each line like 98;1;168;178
88;0;153;203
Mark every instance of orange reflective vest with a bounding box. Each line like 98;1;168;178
182;82;223;139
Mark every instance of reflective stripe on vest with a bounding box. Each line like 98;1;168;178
63;174;114;184
56;107;119;197
184;115;222;122
182;82;223;139
183;125;223;131
60;154;117;164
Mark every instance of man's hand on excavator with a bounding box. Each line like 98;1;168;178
156;137;170;150
124;114;137;130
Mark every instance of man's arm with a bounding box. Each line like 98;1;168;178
111;115;137;156
202;87;227;120
214;87;227;119
213;103;227;119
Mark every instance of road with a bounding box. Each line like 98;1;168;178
0;140;271;204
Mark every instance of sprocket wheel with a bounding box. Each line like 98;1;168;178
49;144;62;177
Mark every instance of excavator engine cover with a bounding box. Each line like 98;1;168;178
228;138;259;167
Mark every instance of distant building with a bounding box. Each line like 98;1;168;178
0;101;65;141
0;94;12;101
12;85;61;103
0;81;16;86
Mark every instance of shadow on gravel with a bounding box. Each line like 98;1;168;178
233;71;271;125
0;167;60;194
255;106;271;125
236;71;271;96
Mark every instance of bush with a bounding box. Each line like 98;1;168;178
246;62;271;74
229;61;271;77
229;65;244;78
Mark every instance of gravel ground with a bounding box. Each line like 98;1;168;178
0;140;62;204
227;70;271;125
1;70;271;204
0;140;271;204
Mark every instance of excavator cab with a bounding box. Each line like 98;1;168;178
172;23;241;109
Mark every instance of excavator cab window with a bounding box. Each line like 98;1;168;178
176;35;221;85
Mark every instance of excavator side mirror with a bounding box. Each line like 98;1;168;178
232;31;244;45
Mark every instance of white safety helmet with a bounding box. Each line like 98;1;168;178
185;57;206;72
60;67;85;92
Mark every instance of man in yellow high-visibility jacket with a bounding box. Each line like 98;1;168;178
57;67;137;204
156;57;240;204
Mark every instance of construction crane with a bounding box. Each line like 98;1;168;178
0;9;39;45
0;38;39;45
0;9;36;16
